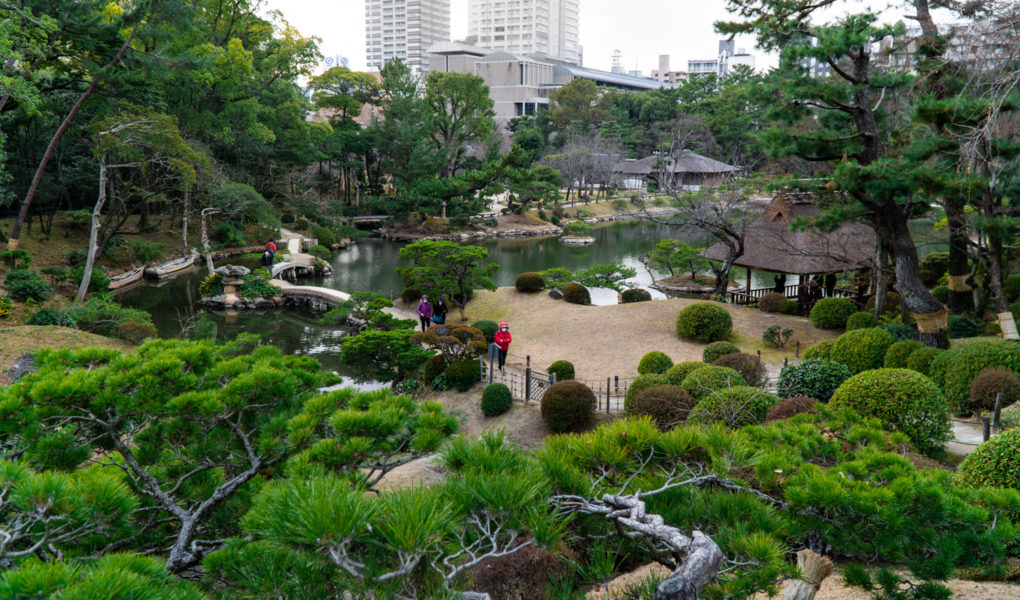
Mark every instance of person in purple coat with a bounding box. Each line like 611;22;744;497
416;295;433;332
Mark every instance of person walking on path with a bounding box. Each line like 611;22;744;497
432;296;448;325
494;321;512;372
416;295;433;332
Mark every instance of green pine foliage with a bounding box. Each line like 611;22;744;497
637;351;674;375
830;369;952;457
4;269;53;302
676;302;732;342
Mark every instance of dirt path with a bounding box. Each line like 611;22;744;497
453;288;838;381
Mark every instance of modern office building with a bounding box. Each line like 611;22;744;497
365;0;450;74
467;0;581;64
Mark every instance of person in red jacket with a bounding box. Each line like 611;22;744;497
493;321;512;372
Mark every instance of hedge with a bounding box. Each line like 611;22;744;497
637;351;674;375
675;302;732;343
905;346;944;378
830;327;896;374
809;297;858;329
777;358;852;402
702;341;739;364
883;340;923;369
941;340;1020;415
866;291;901;314
956;428;1020;490
802;340;836;361
680;366;747;401
880;322;917;341
830;368;952;456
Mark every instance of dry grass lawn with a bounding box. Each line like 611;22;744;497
0;325;132;384
457;288;839;380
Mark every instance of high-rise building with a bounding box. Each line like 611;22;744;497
365;0;450;74
688;39;756;77
467;0;581;64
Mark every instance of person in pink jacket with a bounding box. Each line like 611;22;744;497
493;321;512;372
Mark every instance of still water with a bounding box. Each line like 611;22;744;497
117;219;778;380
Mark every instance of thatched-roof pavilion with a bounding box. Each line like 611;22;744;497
701;192;876;307
613;151;739;189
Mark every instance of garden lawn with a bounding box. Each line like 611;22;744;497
0;325;132;384
459;288;839;381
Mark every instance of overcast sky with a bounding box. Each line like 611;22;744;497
263;0;952;76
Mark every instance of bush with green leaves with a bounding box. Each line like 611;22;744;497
931;284;949;304
664;361;705;385
69;264;110;296
239;270;283;299
0;248;31;270
319;292;413;332
471;319;499;343
312;225;337;246
906;346;943;378
846;311;878;330
548;360;575;381
830;369;952;456
127;240;167;263
956;428;1020;490
941;340;1020;415
424;354;445;386
116;321;157;344
562;282;590;305
637;350;673;375
969;367;1020;412
757;292;788;313
919;251;950;286
25;307;77;328
712;352;767;388
766;396;819;421
830;327;896;374
680;366;747;400
624;373;669;413
883;339;923;368
777;359;852;402
620;288;652;303
63;297;155;340
481;383;513;416
676;302;732;342
1005;273;1020;303
562;220;593;237
762;324;793;348
802;339;836;360
702;340;739;363
401;286;423;305
628;385;695;430
946;315;981;339
541;380;596;433
809;297;858;329
688;386;780;428
4;269;53;302
879;322;917;341
866;291;901;314
341;329;434;382
307;244;332;261
445;359;481;392
0;295;11;319
515;272;546;292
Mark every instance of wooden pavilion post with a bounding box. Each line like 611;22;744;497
746;267;752;294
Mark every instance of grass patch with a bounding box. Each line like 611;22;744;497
0;325;131;384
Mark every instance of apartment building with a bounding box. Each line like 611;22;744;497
467;0;581;65
365;0;450;73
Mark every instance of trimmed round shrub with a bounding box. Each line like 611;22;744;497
541;380;596;433
680;366;747;401
845;311;878;331
866;291;901;314
777;358;852;402
629;385;696;431
947;315;980;339
660;362;702;386
712;352;767;388
4;269;53;302
930;284;949;305
471;320;499;343
481;383;513;416
884;340;923;369
515;272;546;293
942;340;1020;415
688;386;780;428
445;360;481;393
809;297;858;330
424;355;445;385
548;360;575;381
757;292;789;313
1005;273;1020;303
115;321;156;344
26;307;77;328
621;288;652;303
956;428;1020;490
766;396;819;421
562;282;590;305
969;367;1020;412
702;341;739;363
830;327;896;374
675;302;732;343
880;322;917;341
906;346;944;378
830;369;952;456
802;340;836;361
401;287;423;305
638;351;674;375
624;374;669;413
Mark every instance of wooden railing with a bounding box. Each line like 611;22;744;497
728;285;862;307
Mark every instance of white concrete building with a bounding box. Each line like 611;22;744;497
365;0;450;74
688;39;756;78
467;0;581;65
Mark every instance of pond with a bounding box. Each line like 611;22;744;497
116;218;780;382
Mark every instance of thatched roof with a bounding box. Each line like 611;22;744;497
613;151;739;176
701;192;876;275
